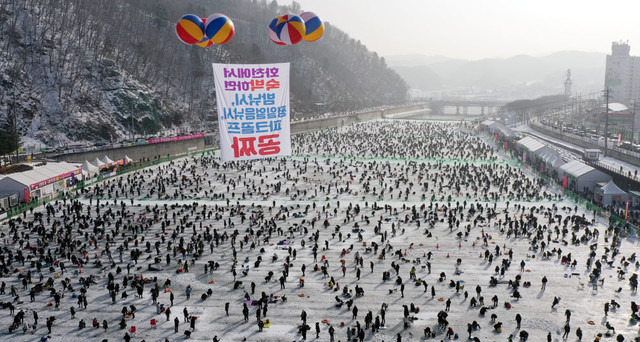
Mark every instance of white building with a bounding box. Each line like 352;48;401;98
0;162;82;203
558;160;611;194
605;41;640;106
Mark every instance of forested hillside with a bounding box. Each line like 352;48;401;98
0;0;408;145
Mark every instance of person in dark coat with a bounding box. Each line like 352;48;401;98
576;327;583;340
562;323;571;339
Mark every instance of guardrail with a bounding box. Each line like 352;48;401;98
586;160;640;182
531;122;640;159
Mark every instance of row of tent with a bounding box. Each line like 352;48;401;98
81;155;133;177
481;120;517;139
481;120;633;207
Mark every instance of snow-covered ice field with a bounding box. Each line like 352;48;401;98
1;120;638;342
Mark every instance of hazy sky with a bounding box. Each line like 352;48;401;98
278;0;640;60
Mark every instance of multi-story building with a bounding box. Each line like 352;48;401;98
605;41;640;106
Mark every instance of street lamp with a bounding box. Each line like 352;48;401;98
603;88;611;157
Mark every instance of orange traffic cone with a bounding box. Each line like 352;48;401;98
446;253;450;258
404;250;407;256
436;244;439;250
458;243;462;249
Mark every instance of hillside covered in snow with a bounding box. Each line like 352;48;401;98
0;0;408;147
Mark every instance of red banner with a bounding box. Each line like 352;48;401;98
562;175;568;189
24;188;30;203
626;199;630;220
148;133;204;144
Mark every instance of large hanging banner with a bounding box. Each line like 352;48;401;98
212;63;291;162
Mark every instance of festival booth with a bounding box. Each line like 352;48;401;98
0;162;82;202
497;126;516;139
594;180;629;207
480;121;517;152
100;155;116;166
535;148;565;177
558;160;611;194
81;160;100;178
480;120;498;131
90;157;106;169
480;120;515;138
118;155;134;166
98;155;121;177
515;137;557;171
98;155;119;174
0;193;18;211
480;121;504;138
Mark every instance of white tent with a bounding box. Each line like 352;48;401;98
0;162;81;201
91;157;105;168
81;160;99;177
597;180;628;206
101;155;115;165
559;160;611;193
124;155;134;164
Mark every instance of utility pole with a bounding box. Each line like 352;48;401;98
603;88;611;157
633;101;637;146
130;96;134;142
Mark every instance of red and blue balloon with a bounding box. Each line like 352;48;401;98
273;14;306;45
300;12;324;42
176;13;234;47
205;13;235;44
269;12;324;46
176;14;205;45
175;11;323;47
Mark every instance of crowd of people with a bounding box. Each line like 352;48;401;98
0;120;638;341
293;121;496;160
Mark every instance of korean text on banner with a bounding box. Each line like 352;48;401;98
213;63;291;162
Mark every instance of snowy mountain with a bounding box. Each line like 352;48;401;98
0;0;408;147
388;51;605;98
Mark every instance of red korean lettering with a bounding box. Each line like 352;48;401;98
257;134;281;156
231;137;258;158
250;79;265;91
266;79;280;90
